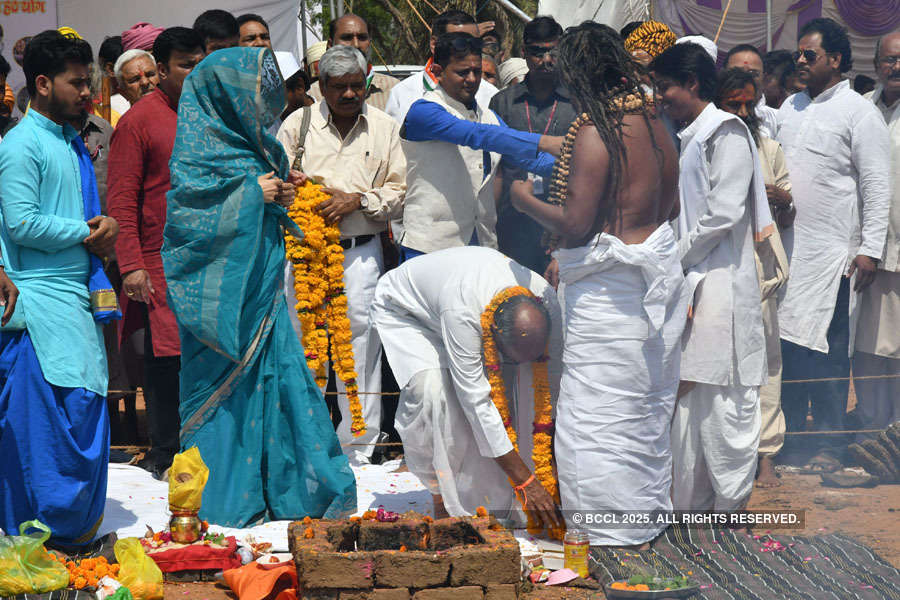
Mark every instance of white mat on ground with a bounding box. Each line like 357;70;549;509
99;459;553;559
99;459;432;552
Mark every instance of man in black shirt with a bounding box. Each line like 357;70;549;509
489;16;576;275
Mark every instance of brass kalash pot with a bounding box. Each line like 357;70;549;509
169;509;202;544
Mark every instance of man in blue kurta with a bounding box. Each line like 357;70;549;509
0;30;119;547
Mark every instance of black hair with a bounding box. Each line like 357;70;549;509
327;14;369;42
98;36;123;67
558;23;661;222
853;73;875;94
432;10;476;38
620;21;644;40
523;16;563;45
434;32;482;68
23;30;93;96
193;9;239;47
763;49;795;87
715;67;760;143
724;43;762;65
650;42;717;101
153;27;204;66
493;295;551;351
0;55;10;78
236;14;269;32
799;17;852;73
285;68;310;92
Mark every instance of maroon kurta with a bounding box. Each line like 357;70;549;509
108;88;180;357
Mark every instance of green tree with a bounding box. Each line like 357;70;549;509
305;0;539;67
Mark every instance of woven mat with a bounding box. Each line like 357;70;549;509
590;525;900;600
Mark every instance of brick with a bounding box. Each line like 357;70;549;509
299;590;341;600
327;521;360;552
484;584;517;600
428;518;483;550
412;586;483;600
369;590;411;600
359;519;429;551
296;550;376;589
338;592;371;600
448;544;520;586
374;551;450;588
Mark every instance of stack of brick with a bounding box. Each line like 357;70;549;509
288;513;522;600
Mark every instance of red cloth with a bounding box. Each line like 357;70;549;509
223;563;297;600
146;536;242;573
107;88;181;357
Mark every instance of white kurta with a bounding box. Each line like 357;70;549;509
672;104;767;511
676;103;768;387
384;69;498;124
369;247;562;519
756;97;779;139
775;80;891;353
554;224;689;546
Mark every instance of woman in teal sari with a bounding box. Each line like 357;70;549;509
162;47;356;527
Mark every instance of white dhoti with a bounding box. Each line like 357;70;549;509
554;225;688;546
672;383;761;510
396;367;533;523
285;236;383;461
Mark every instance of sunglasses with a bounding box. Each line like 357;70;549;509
447;36;483;54
525;44;559;58
792;49;821;64
878;55;900;67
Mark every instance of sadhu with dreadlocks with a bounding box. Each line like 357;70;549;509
509;23;690;548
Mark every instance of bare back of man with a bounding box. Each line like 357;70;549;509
563;109;678;249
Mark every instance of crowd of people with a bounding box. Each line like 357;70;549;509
0;5;898;553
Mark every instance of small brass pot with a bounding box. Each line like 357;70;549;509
169;510;202;544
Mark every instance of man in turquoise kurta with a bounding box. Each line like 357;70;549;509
0;31;119;546
163;47;356;527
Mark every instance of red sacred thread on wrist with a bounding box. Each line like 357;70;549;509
513;474;535;509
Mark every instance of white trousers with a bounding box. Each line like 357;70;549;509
852;351;900;432
671;383;760;511
396;368;528;525
284;236;383;460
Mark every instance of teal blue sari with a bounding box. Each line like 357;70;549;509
162;47;356;527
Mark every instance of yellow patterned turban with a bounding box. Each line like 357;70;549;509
57;26;83;40
625;21;677;60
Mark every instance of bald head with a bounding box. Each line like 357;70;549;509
329;14;371;60
492;295;551;364
875;30;900;103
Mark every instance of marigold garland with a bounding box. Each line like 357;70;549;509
285;181;365;437
480;286;564;540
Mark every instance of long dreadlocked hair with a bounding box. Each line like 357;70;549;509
557;24;663;215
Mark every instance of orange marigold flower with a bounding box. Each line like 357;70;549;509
475;506;488;517
304;527;315;539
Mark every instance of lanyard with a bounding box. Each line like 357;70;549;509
525;99;557;135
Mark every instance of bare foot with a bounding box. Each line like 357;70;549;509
756;456;781;488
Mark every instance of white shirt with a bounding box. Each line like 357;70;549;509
776;80;891;352
384;67;498;123
756;96;779;139
676;103;768;387
370;246;562;458
864;85;900;272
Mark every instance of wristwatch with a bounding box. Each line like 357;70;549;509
358;193;370;211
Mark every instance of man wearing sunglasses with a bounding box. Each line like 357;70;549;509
775;18;891;472
853;30;900;436
397;32;561;263
488;16;576;275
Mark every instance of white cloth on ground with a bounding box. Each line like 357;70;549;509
775;80;891;353
284;236;383;460
553;224;688;546
671;383;761;510
676;103;770;387
369;247;562;516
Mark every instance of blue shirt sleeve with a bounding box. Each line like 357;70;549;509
403;100;555;177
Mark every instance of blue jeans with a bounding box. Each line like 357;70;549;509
780;277;850;454
399;231;479;263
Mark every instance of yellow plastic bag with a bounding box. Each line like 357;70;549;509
0;520;69;596
113;538;163;600
168;446;210;512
